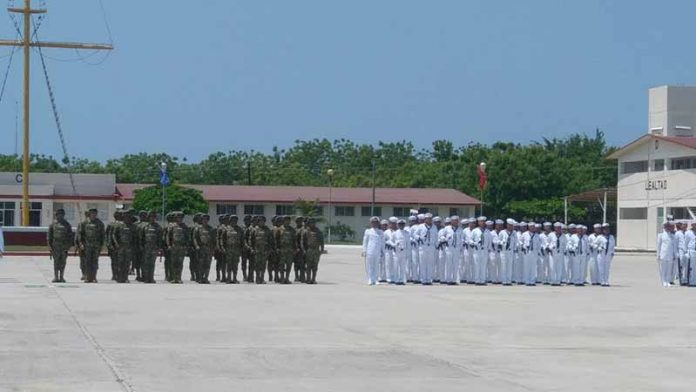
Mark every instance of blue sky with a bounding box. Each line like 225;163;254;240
0;0;693;161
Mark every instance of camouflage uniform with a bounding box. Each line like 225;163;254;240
139;211;162;284
105;211;121;281
189;213;202;282
275;216;297;284
78;209;105;283
162;213;174;282
215;214;226;281
250;217;275;284
193;214;215;284
47;209;73;283
242;216;255;282
112;211;136;283
269;216;282;282
294;217;306;282
301;220;324;284
133;211;148;281
76;211;90;280
222;215;244;283
166;212;188;283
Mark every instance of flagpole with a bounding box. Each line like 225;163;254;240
160;162;167;224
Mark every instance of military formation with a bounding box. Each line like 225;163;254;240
362;214;617;287
656;219;696;287
46;209;324;284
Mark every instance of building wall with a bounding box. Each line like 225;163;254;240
649;86;696;137
616;140;696;250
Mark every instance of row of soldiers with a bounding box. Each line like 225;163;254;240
47;208;325;284
362;214;616;287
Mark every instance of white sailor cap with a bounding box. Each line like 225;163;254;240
535;223;541;228
398;219;406;224
485;220;493;226
451;215;460;221
477;216;487;221
553;222;562;228
425;213;433;219
408;216;417;222
370;216;380;222
602;223;610;228
568;224;576;229
417;214;425;220
388;217;398;223
519;221;527;227
543;222;551;227
495;219;504;225
380;219;389;225
593;223;601;229
513;221;520;227
506;218;515;225
433;216;442;223
444;217;451;224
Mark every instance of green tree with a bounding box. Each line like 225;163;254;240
293;198;325;222
132;185;208;215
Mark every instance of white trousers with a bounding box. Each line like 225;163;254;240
597;252;613;285
488;251;500;283
385;249;396;282
562;254;571;283
461;248;470;282
365;253;380;284
473;249;487;284
550;252;564;285
589;253;599;284
570;254;582;285
579;253;588;284
444;248;460;283
394;250;408;284
500;251;513;284
513;252;524;283
436;249;446;281
679;253;689;284
659;259;675;285
410;246;420;282
378;253;386;281
419;247;435;284
539;253;550;284
524;252;537;285
688;252;696;286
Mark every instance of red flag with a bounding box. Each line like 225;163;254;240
477;163;487;190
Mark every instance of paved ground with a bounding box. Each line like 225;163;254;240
0;247;695;392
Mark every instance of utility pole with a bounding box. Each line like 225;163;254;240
371;159;376;216
0;1;113;226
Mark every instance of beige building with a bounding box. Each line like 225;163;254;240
609;86;696;250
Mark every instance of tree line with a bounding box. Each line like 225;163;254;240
0;130;617;221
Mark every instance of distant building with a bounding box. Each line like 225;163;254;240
609;85;696;250
116;184;481;240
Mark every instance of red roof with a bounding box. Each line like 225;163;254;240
608;134;696;159
116;184;480;206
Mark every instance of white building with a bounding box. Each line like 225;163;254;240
609;85;696;250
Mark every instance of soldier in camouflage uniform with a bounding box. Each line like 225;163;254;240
243;215;256;283
75;210;90;281
301;218;325;284
132;210;148;281
105;210;121;281
162;212;174;282
139;211;162;284
77;208;105;283
294;216;306;282
250;215;275;284
215;214;227;281
166;211;188;283
47;208;73;283
189;213;202;282
111;210;136;283
193;214;215;284
269;216;282;282
222;215;244;284
240;215;252;282
274;216;297;284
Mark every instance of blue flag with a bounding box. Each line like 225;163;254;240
160;167;170;186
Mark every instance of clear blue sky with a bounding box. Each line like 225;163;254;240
0;0;693;162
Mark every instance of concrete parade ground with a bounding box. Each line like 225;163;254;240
1;247;695;392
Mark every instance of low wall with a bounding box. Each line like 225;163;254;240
2;227;50;246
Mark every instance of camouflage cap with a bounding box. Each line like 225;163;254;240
243;215;252;220
229;215;239;220
88;208;98;213
139;210;148;217
148;210;157;217
295;216;304;222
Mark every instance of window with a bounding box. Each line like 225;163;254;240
392;207;411;217
361;206;381;217
216;204;237;215
29;202;42;227
244;205;265;215
275;205;295;216
621;160;648;174
670;156;696;170
54;202;76;223
418;207;439;216
87;203;108;222
0;201;15;226
653;159;665;171
620;207;647;220
335;206;355;216
669;207;696;220
313;206;324;217
449;208;462;217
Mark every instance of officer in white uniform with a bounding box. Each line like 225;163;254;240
579;225;590;285
486;220;499;284
439;216;462;284
407;215;420;283
362;217;384;285
598;223;615;286
656;221;679;287
469;216;487;285
379;219;389;282
393;219;411;285
562;224;573;284
462;218;475;283
546;222;563;285
383;217;398;283
676;221;688;285
565;224;580;285
539;222;551;284
687;221;696;286
435;216;447;283
588;224;601;285
415;213;438;285
515;222;526;284
498;219;514;285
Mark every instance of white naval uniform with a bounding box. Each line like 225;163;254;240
416;223;438;284
587;233;599;285
409;224;420;282
488;229;500;283
676;230;688;284
520;230;534;285
538;232;549;284
657;230;679;285
393;228;411;284
566;233;580;285
383;229;397;283
546;232;562;285
362;227;385;285
440;225;463;283
579;234;589;284
498;229;514;284
596;233;615;286
469;227;486;284
686;229;696;286
436;227;447;282
462;227;473;282
562;233;572;283
513;230;524;283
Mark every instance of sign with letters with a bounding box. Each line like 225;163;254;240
645;179;667;191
